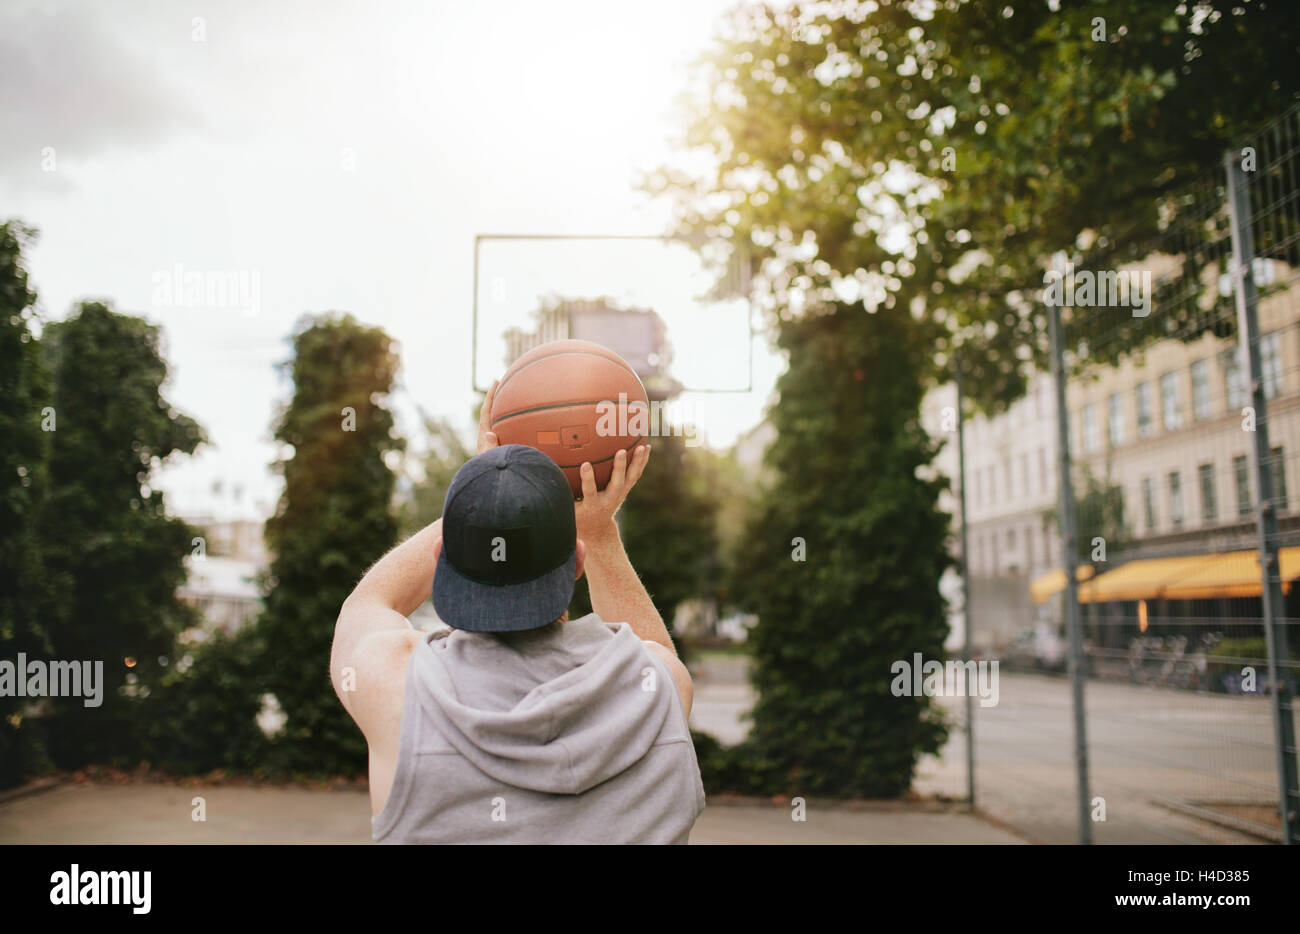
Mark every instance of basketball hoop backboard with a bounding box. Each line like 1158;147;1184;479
472;234;754;396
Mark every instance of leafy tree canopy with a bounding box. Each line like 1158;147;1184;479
647;0;1300;410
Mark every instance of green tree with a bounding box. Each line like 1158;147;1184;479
258;313;402;775
0;221;53;786
1052;469;1129;570
37;301;204;768
397;413;473;537
623;431;721;622
647;0;1300;411
698;440;768;614
722;304;951;797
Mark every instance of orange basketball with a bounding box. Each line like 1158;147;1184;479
490;339;650;498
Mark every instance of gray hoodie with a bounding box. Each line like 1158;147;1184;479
372;613;707;844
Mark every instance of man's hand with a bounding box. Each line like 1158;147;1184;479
575;444;650;545
478;379;500;454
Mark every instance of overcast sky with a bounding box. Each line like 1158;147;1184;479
1;0;781;520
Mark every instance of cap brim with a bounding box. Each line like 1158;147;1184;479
432;548;577;632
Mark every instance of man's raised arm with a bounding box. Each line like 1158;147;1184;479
329;519;440;709
575;446;675;653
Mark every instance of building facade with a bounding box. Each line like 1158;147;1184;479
926;373;1061;651
927;258;1297;651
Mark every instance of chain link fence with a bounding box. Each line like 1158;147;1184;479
928;104;1300;844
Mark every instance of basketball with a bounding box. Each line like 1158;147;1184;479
490;339;650;497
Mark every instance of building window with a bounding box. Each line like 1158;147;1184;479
1026;525;1035;568
1191;359;1211;421
1235;454;1252;516
1161;371;1181;431
1136;382;1153;438
1261;333;1282;399
1224;349;1246;411
1142;476;1157;532
1039;447;1049;493
1219;256;1280;296
1003;458;1012;501
1019;453;1029;497
1169;471;1184;527
1271;447;1288;512
1107;393;1124;446
1082;403;1099;453
1199;463;1217;522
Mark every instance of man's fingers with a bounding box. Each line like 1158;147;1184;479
625;444;650;487
479;380;498;435
606;448;628;497
476;381;500;453
578;461;598;502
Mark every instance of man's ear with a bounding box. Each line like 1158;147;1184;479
574;538;586;580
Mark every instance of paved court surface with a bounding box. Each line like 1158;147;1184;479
0;783;1024;845
7;659;1267;845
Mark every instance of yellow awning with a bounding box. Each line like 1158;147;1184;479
1158;546;1300;600
1071;547;1300;603
1077;554;1208;604
1030;565;1096;604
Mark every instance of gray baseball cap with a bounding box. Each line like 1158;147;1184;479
433;444;577;632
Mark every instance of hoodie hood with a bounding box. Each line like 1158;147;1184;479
409;614;675;795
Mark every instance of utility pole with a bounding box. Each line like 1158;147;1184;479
1224;150;1300;844
954;352;975;808
1047;281;1093;845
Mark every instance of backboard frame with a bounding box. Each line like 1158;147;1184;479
471;233;755;394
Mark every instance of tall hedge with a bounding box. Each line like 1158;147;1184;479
0;221;52;787
717;302;951;797
256;313;402;775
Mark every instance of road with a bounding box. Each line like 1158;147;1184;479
690;661;1285;844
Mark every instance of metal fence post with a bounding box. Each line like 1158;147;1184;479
1224;150;1300;845
954;353;975;807
1047;289;1093;845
